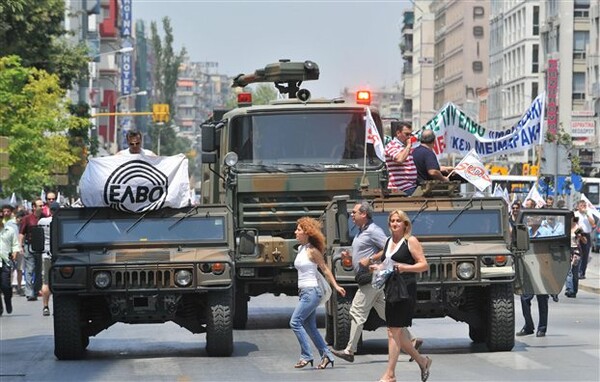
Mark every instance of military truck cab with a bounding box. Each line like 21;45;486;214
322;185;571;352
200;60;388;329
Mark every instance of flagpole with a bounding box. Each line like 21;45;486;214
361;110;369;188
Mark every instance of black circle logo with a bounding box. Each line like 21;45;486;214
103;160;169;212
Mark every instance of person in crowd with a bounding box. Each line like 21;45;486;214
117;130;156;156
517;292;550;338
524;198;536;208
291;217;345;370
565;216;587;298
2;205;24;295
545;196;554;208
19;199;45;301
42;191;56;217
373;209;431;382
556;199;567;209
573;200;596;279
37;202;60;316
412;130;453;186
384;122;418;195
0;218;21;315
535;216;565;237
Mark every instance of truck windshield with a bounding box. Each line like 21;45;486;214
349;210;503;239
59;216;226;246
230;110;383;169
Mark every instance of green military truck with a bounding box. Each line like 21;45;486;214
321;185;572;352
36;205;234;359
200;60;388;328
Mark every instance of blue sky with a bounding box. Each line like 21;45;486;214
132;0;411;98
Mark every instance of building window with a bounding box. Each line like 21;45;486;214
532;82;538;99
473;26;484;37
472;61;483;72
573;31;589;59
574;0;590;17
473;6;485;19
532;44;539;73
572;72;585;99
532;6;539;36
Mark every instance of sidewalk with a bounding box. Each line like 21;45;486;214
579;250;600;294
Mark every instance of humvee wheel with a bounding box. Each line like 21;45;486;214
233;286;248;330
487;284;515;351
54;295;85;360
325;313;334;345
206;290;234;357
468;325;486;343
333;294;352;350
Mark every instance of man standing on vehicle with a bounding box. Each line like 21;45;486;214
412;129;453;186
332;201;387;362
384;122;418;195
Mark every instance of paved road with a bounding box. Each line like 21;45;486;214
1;288;599;381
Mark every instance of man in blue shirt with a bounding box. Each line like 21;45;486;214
412;130;453;186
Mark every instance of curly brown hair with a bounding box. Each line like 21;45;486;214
297;217;325;253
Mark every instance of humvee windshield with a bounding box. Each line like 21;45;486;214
230;110;383;169
58;216;226;246
350;210;503;238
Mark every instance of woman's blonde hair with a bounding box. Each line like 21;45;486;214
297;217;326;253
388;209;412;239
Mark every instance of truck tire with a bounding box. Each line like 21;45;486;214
468;325;486;343
333;295;352;350
233;286;248;330
206;290;234;357
54;295;85;360
486;284;515;352
325;313;334;345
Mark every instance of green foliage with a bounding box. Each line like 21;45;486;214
0;56;85;198
252;84;278;105
0;0;89;90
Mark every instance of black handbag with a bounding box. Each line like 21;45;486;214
355;265;373;285
384;272;415;303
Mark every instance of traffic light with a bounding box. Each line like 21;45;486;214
152;104;170;123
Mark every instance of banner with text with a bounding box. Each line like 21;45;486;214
422;93;546;158
80;154;191;212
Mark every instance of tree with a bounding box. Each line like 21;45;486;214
148;17;187;156
252;84;278;105
0;0;89;89
0;56;85;198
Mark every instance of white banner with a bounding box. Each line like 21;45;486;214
453;149;492;192
80;154;191;212
423;93;546;158
365;107;386;162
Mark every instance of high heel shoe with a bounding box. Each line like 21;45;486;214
419;356;432;382
317;357;334;369
294;359;313;368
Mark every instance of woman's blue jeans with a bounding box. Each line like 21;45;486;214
290;287;333;362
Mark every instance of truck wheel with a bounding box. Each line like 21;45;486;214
325;313;334;345
333;295;352;350
54;295;85;360
233;286;248;330
486;284;515;352
468;325;486;343
206;290;234;357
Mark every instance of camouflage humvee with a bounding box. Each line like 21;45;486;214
200;60;390;329
322;183;572;352
34;205;234;360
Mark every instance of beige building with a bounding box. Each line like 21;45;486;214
410;1;436;129
431;0;490;119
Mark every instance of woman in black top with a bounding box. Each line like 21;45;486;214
374;209;431;382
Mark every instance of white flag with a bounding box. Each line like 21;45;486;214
453;149;492;192
522;182;546;208
80;154;191;212
40;189;46;203
502;187;511;205
9;192;16;206
365;108;386;162
581;193;600;219
493;183;503;198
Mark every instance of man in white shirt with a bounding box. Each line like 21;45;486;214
37;202;60;316
117;130;156;156
574;200;596;279
1;218;20;315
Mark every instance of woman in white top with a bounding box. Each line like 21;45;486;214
291;217;345;370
